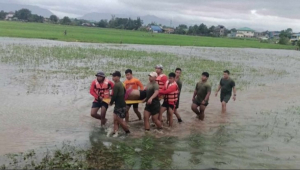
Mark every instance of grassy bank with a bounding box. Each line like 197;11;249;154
0;21;295;49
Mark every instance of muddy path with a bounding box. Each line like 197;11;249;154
1;38;300;168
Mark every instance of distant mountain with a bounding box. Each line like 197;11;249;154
0;3;54;17
80;12;183;27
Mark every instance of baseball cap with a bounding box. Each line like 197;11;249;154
149;72;158;77
155;64;163;70
110;71;121;77
95;71;105;77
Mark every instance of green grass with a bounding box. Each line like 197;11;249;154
0;21;295;49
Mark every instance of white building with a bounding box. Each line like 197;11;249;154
5;12;14;20
236;27;255;38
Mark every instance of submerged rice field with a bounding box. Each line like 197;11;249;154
0;38;300;169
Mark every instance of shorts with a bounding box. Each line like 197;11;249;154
221;93;231;103
162;101;176;110
176;98;180;109
114;107;127;119
92;101;108;109
193;99;209;107
145;101;161;115
127;103;139;109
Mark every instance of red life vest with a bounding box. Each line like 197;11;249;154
156;74;166;90
94;79;111;99
164;81;179;104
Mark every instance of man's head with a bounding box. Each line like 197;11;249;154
111;71;121;82
175;68;182;78
155;64;163;75
95;71;105;82
125;69;133;80
168;72;176;83
148;72;158;82
201;72;209;81
223;70;230;79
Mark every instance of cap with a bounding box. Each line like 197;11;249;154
110;71;121;77
148;72;158;77
155;64;163;70
95;71;105;77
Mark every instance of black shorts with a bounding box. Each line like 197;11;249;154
162;101;176;110
92;101;109;109
127;103;139;109
114;107;127;119
193;99;209;107
145;101;160;115
221;93;231;103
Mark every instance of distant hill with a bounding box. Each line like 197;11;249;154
0;3;54;17
80;13;183;27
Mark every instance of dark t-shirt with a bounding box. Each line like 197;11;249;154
220;78;235;95
195;81;211;103
146;82;159;102
176;79;182;92
110;81;126;108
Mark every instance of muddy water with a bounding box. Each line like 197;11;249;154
1;38;300;168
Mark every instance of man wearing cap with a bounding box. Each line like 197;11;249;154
109;71;130;137
159;72;179;127
90;71;114;126
155;64;168;90
191;72;211;121
143;72;163;131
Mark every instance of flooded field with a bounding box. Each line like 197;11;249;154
1;37;300;169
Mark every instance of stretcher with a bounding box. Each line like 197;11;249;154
103;98;143;104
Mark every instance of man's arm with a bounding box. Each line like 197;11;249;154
137;79;144;90
109;80;115;96
203;85;212;103
90;81;98;99
161;76;168;85
159;85;177;95
110;85;118;105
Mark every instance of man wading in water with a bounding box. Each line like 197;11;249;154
191;72;211;121
143;72;163;132
90;71;114;127
174;68;183;123
109;71;130;137
215;70;236;113
124;69;144;122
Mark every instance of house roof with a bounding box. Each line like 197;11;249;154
237;27;255;31
150;25;162;31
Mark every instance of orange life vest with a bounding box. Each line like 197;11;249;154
156;74;166;90
164;81;179;104
94;79;111;99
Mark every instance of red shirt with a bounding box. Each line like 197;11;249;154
90;79;114;102
159;81;178;105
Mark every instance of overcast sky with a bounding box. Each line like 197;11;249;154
3;0;300;31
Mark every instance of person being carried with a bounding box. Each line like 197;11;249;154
215;70;236;113
191;72;211;121
159;72;179;127
123;69;144;122
143;72;163;132
90;71;114;127
174;68;183;123
109;71;130;137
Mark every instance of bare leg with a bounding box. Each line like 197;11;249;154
159;107;167;122
199;105;206;121
133;108;142;120
100;106;107;126
152;114;162;129
222;102;226;113
125;105;130;122
91;108;101;120
168;108;174;127
191;103;200;116
144;110;151;130
115;115;129;132
113;114;119;133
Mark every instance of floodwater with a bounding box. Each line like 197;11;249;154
1;37;300;169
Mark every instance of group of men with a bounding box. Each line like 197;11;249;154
90;65;236;137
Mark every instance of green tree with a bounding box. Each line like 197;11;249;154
208;25;215;34
28;14;44;23
50;15;58;23
61;16;71;25
0;10;7;20
14;8;32;20
230;28;237;33
297;41;300;48
98;19;108;28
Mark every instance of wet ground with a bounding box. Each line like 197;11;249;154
1;37;300;169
